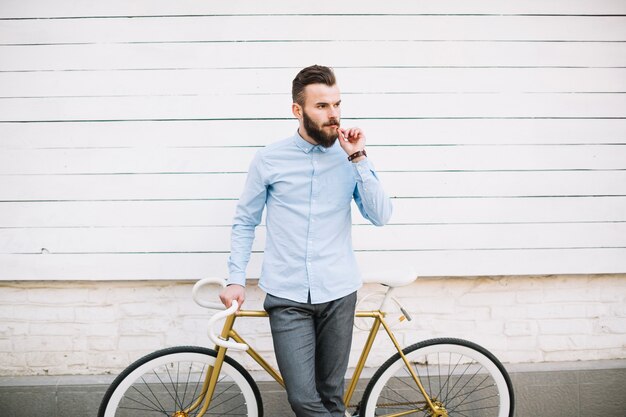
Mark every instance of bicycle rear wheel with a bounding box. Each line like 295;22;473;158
360;338;514;417
98;346;262;417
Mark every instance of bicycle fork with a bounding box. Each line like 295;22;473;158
173;313;237;417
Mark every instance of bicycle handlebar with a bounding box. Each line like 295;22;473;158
192;277;227;310
206;300;249;351
208;300;248;350
192;278;249;351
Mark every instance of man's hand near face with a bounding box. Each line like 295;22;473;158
337;127;366;162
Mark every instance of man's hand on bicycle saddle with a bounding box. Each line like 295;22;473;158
219;284;245;310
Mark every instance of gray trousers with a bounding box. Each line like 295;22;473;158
264;292;357;417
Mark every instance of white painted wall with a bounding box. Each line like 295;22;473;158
1;1;625;279
0;1;625;376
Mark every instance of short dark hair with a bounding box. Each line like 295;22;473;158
292;65;336;105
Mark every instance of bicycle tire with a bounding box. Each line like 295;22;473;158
360;338;514;417
98;346;263;417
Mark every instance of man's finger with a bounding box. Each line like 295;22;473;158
337;127;348;142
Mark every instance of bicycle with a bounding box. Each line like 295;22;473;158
98;274;514;417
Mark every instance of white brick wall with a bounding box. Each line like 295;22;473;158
1;274;624;376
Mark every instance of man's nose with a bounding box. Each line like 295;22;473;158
328;106;339;118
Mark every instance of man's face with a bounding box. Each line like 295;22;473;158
298;83;341;148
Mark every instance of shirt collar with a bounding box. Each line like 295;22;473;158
293;130;331;154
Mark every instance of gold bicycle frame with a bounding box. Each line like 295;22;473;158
181;309;447;417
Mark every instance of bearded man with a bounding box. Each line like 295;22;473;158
220;65;392;417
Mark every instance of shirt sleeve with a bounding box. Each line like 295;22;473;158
226;152;268;286
352;158;393;226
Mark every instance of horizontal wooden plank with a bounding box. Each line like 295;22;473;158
1;171;625;201
3;196;626;228
0;147;261;174
0;225;234;253
1;247;624;280
2;119;625;149
2;42;625;72
2;93;625;121
359;248;626;276
3;68;626;98
374;144;626;171
0;173;248;201
2;15;626;44
2;0;625;19
0;252;233;280
1;144;624;174
353;223;626;251
379;171;626;198
3;223;625;254
0;200;235;227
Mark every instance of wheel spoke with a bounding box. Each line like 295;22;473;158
119;390;170;416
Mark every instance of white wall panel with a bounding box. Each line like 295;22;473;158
383;171;626;198
2;145;624;174
2;93;626;121
2;42;625;71
0;173;246;200
3;223;625;254
2;197;625;228
0;200;237;228
0;253;234;280
1;248;625;281
0;2;624;280
2;171;625;201
4;68;626;97
0;226;241;254
3;119;626;149
2;0;626;18
3;15;626;44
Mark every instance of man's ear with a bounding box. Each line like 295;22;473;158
292;102;302;119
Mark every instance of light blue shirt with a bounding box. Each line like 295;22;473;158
227;131;393;304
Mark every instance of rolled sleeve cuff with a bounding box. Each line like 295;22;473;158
227;273;246;287
352;157;371;173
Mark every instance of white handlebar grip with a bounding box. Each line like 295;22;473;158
192;277;227;310
207;300;249;351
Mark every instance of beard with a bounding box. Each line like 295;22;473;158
302;110;340;148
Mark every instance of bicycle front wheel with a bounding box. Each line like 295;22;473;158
98;346;262;417
360;338;514;417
